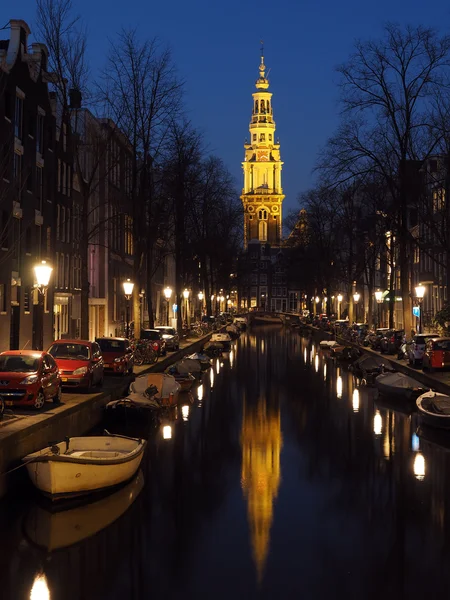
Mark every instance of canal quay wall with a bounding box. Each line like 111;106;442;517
0;334;211;498
305;324;450;396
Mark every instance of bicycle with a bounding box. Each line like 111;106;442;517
133;340;158;366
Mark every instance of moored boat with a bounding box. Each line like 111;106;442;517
416;391;450;430
319;340;338;349
185;352;212;370
249;312;283;325
24;434;146;499
375;371;427;400
210;333;232;351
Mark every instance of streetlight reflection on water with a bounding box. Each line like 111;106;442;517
323;362;327;381
336;375;343;399
197;383;203;402
210;369;214;389
352;388;360;413
162;425;172;440
304;348;307;363
182;405;190;421
414;453;426;481
30;573;50;600
314;354;319;373
216;359;220;374
373;410;382;436
229;350;234;367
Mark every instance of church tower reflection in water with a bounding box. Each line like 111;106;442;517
241;396;282;582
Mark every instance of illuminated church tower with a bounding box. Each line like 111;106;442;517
241;49;285;249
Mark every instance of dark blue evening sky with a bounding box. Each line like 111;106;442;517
7;0;450;214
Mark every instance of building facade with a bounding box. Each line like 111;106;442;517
0;20;56;350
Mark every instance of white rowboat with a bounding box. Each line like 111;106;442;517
24;434;146;499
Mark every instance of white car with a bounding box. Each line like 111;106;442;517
154;326;180;351
407;334;435;367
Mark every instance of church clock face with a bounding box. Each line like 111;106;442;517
257;151;269;161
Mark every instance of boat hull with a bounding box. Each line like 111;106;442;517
416;392;450;430
25;436;146;499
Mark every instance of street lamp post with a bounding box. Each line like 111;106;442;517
353;292;360;323
33;260;53;350
415;284;426;334
183;289;190;326
164;286;173;326
337;294;343;320
375;290;383;328
123;279;134;339
198;291;204;319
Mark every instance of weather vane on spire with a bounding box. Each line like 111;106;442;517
260;40;264;63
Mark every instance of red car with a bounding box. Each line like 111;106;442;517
422;337;450;372
96;337;134;375
48;340;104;389
0;350;62;410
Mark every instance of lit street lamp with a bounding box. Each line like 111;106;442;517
353;292;360;322
163;286;172;325
375;290;383;328
183;289;190;326
122;279;134;339
198;291;204;318
415;284;426;334
337;294;343;320
33;260;53;350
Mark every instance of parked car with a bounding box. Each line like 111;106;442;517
96;337;134;375
140;329;167;357
154;327;180;351
48;340;104;390
0;350;62;410
406;334;435;367
422;337;450;372
380;329;405;354
369;327;390;351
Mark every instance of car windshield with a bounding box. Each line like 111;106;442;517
415;336;431;344
140;330;160;341
156;328;175;336
97;339;127;352
48;343;90;360
433;340;450;351
0;354;40;372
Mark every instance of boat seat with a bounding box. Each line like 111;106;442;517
67;450;124;459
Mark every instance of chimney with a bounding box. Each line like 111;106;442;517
69;89;82;109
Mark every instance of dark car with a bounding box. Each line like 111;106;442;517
369;327;390;351
140;329;167;356
96;337;134;375
154;327;180;351
380;329;405;354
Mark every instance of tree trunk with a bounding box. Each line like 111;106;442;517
399;162;413;338
80;190;90;340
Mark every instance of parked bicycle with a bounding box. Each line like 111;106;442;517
133;340;158;366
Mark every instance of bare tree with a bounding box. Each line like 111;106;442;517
99;29;183;330
319;24;450;336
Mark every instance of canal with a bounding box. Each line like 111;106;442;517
2;325;450;599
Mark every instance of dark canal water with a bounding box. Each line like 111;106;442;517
2;325;450;599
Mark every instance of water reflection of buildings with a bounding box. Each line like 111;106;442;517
241;396;282;583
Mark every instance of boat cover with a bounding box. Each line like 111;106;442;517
354;354;391;373
185;353;211;363
174;359;202;374
429;396;450;415
129;373;180;399
376;372;424;390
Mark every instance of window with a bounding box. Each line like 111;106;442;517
24;286;31;313
26;169;33;192
37;113;44;154
260;274;267;285
4;91;11;120
255;100;259;113
414;246;420;264
66;208;71;243
56;204;60;240
258;209;268;220
0;283;6;312
61;206;66;242
259;221;268;241
57;159;61;192
46;226;51;255
124;215;133;255
55;252;59;287
13;152;22;186
433;188;446;212
36;167;43;202
66;165;71;196
253;134;257;141
65;254;70;288
25;227;32;254
61;162;65;195
1;210;8;249
260;134;265;142
14;94;23;139
269;134;272;141
113;277;117;321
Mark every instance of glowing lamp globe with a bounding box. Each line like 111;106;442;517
163;286;172;300
122;279;134;297
34;261;52;287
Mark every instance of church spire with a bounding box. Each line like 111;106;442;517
256;42;269;91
